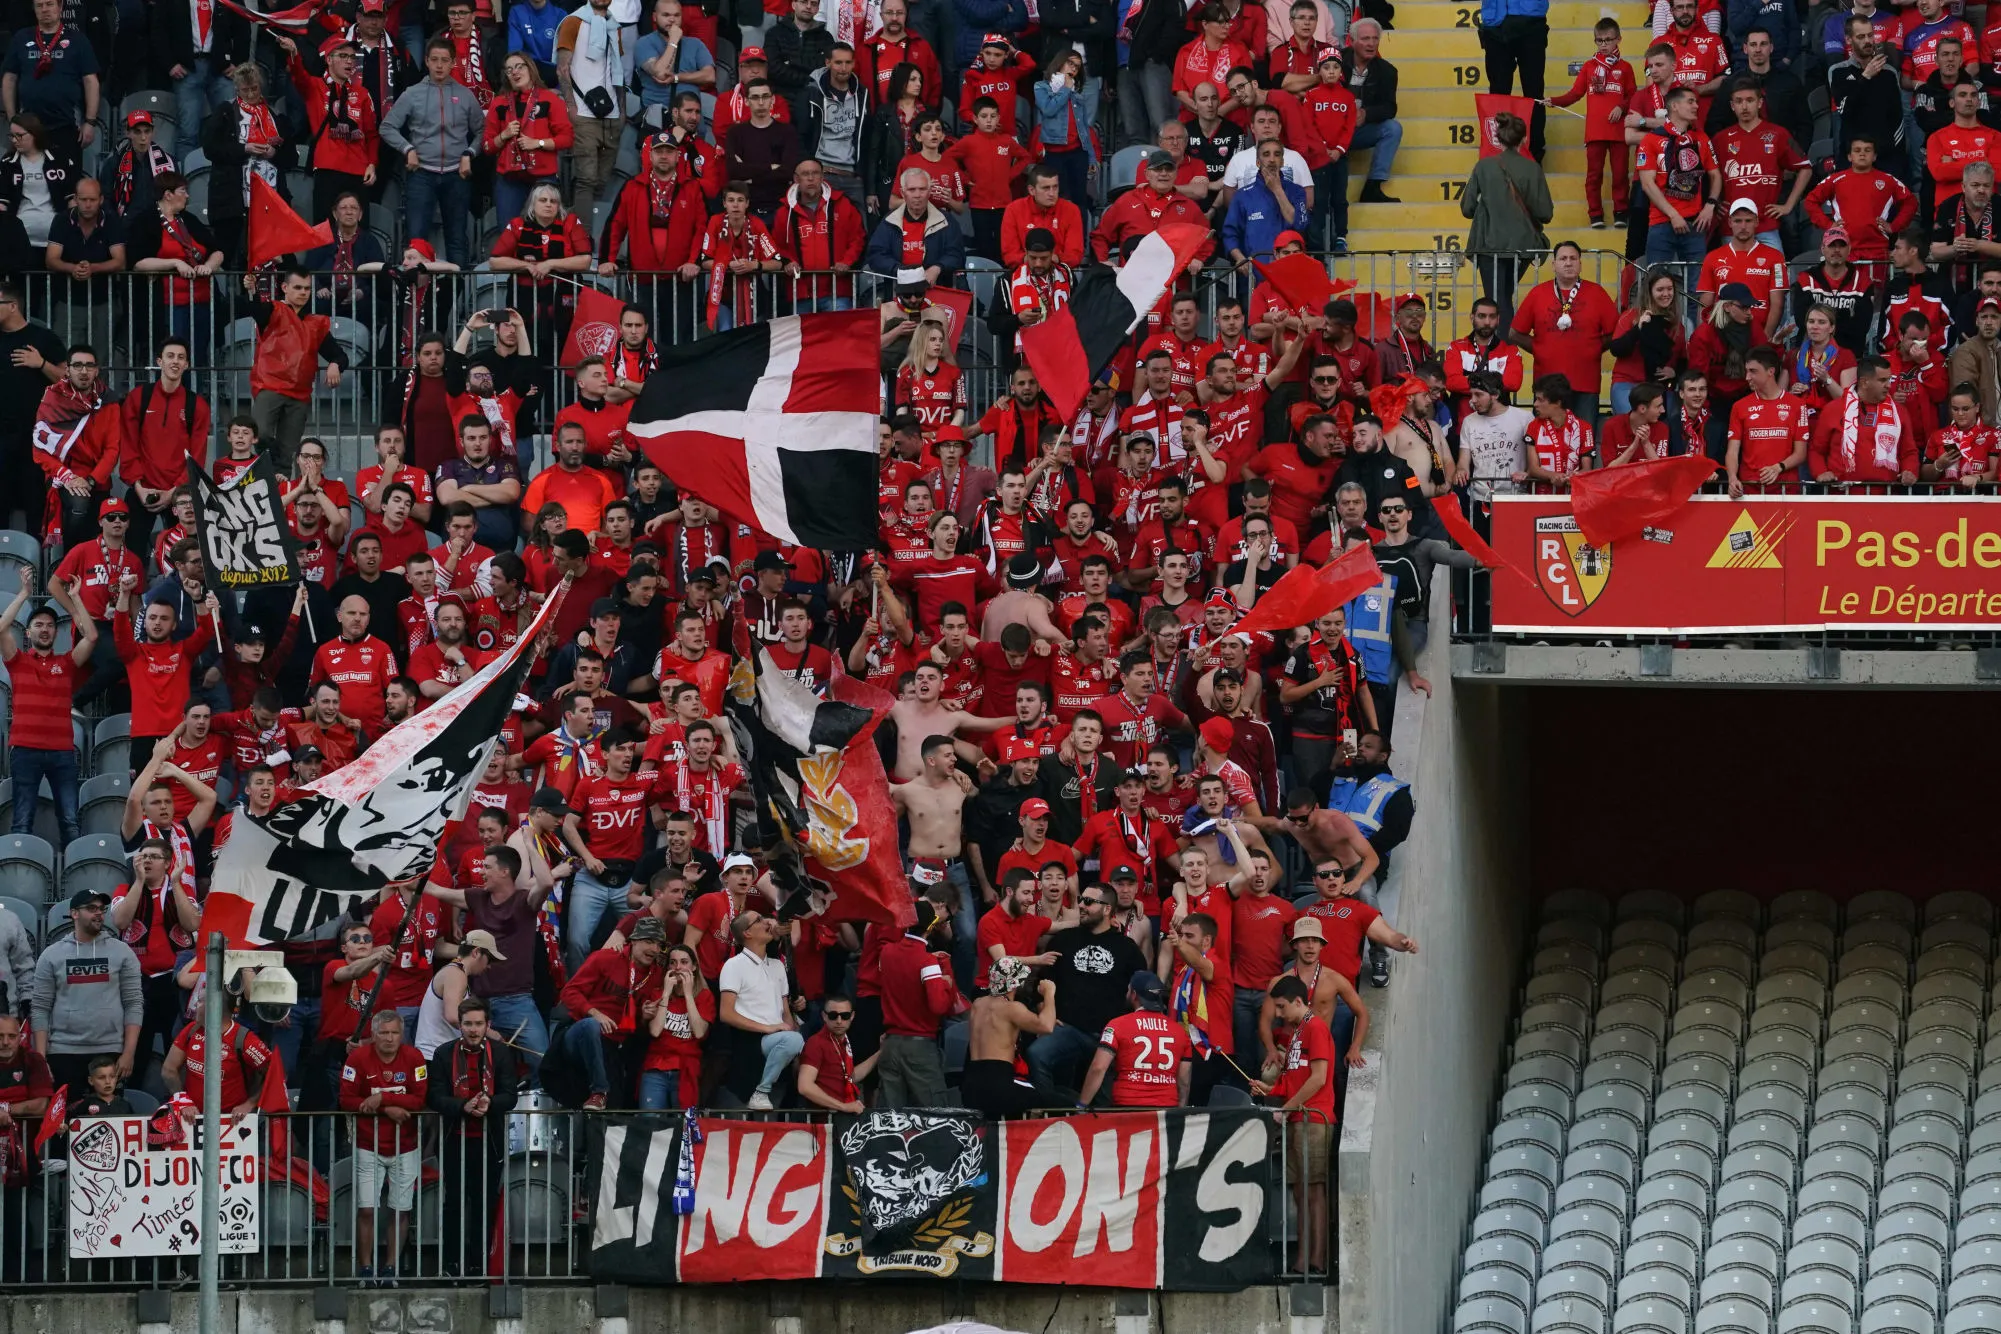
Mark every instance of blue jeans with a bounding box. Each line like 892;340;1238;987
565;869;628;973
1350;119;1401;183
1026;1022;1099;1093
1645;220;1708;271
10;747;80;846
638;1069;681;1109
404;170;472;267
261;995;318;1087
468;505;518;553
755;1030;804;1096
492;174;556;227
794;295;854;313
483;992;548;1084
174;59;235;132
562;1018;617;1096
1234;986;1268;1074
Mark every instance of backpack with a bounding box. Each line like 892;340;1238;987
136;378;200;443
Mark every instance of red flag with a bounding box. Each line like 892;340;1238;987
1571;454;1720;548
923;284;974;349
1232;542;1384;638
33;1085;65;1151
1350;292;1399;340
487;1182;509;1281
813;674;918;928
559;285;628;371
247;174;333;270
1475;93;1536;158
1251;252;1337;312
214;0;331;32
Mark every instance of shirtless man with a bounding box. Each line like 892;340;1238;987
959;957;1059;1118
1382;377;1456;497
1279;789;1381;899
978;554;1067;645
1183;774;1272;867
893;734;980;985
888;662;1012;780
1193;633;1265;714
1256;917;1366;1076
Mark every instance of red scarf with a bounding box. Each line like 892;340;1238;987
237;100;281;205
31;25;61;77
452;30;490;104
646;170;683;226
1116;807;1155;882
112;141;176;212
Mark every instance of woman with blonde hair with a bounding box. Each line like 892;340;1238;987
893;312;965;440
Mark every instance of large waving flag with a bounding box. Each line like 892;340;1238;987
624;310;880;551
247;174;332;269
1571;454;1720;548
199;586;565;946
1020;222;1211;421
1229;542;1385;638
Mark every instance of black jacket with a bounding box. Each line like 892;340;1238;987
201;99;294;224
427;1034;521;1140
1828;59;1904;153
151;0;255;76
0;146;79;221
1344;51;1398;124
765;19;834;105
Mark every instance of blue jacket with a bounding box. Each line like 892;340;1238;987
1479;0;1548;22
1727;0;1796;69
864;203;967;280
952;0;1029;70
1032;75;1102;163
508;0;565;70
1222;175;1309;262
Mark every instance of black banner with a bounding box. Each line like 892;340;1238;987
189;453;301;592
584;1109;1278;1290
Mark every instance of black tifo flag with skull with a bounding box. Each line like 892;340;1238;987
199;587;566;946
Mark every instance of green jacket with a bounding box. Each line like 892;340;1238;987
1461;153;1554;256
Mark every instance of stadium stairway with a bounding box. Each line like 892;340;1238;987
1346;3;1623;348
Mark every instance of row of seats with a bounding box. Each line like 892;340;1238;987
1458;890;2001;1334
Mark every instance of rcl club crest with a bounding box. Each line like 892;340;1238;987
571;320;619;360
1534;515;1611;617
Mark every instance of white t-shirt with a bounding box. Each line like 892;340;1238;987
1221;146;1312;192
18;155;53;247
1459;406;1534;499
718;948;790;1027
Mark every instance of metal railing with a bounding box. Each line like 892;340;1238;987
4;1101;1322;1289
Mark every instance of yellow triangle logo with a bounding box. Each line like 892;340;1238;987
1706;509;1785;569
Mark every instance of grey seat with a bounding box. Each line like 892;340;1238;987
1895;1088;1969;1135
1532;973;1601;1013
1608;944;1680;984
1670;1029;1745;1070
1526;999;1595;1040
1695;890;1760;925
1585;1056;1656;1098
1611;1301;1688;1334
1543;918;1610;953
1578;1084;1651;1130
1770;892;1839;928
1662;1058;1736;1102
1913;973;1984;1018
1627;1235;1700;1282
1715;1180;1792;1232
1600;1002;1671;1045
1780;1271;1860;1316
1858;1275;1938;1320
1618;891;1684;929
1885;1118;1962;1161
1708;1235;1782;1281
1465;1266;1538;1313
1798;1179;1874;1227
1636;1177;1712;1221
1656;1084;1730;1133
1555;1177;1633;1220
1722;1148;1796;1192
1899;1057;1970;1101
1909;1001;1978;1044
1802;1149;1875;1191
1603;972;1676;1017
1820;1059;1893;1101
1695;1301;1772;1334
1498;1116;1570;1158
1945;1304;2001;1334
1678;1003;1748;1044
1745;1029;1820;1081
1504;1084;1576;1127
1763;943;1835;987
1920;919;1991;958
1915;945;1987;986
1642;1146;1717;1193
1788;1238;1863;1285
1752;1003;1823;1045
1536;944;1602;982
1903;1031;1977;1078
1703;1270;1777;1316
1806;1121;1883;1161
1533;1295;1611;1334
1741;1060;1813;1104
1619;1269;1696;1312
1828;1002;1901;1042
1687;945;1758;988
1512;1058;1582;1100
1841;945;1910;988
1798;1208;1870;1257
1944;1272;2001;1310
1476;1205;1549;1248
1653;1117;1724;1159
1875;1209;1950;1264
1467;1237;1540;1282
1884;1147;1959;1192
1851;892;1918;926
0;834;55;908
1577;1116;1645;1158
1545;1236;1620;1284
1971;1088;2001;1130
1823;1030;1898;1078
1551;1205;1626;1250
1816;1087;1890;1134
1775;1302;1853;1334
1833;974;1908;1015
1546;890;1614;926
1712;1209;1787;1257
1491;1145;1563;1190
1876;1179;1953;1225
1728;1118;1802;1161
1591;1029;1665;1072
1956;1213;2001;1251
1842;922;1913;960
1458;1298;1532;1334
1683;972;1754;1013
1951;1241;2001;1279
1737;1086;1809;1134
1631;1202;1704;1251
1614;917;1684;952
1924;893;1991;929
1868;1239;1945;1284
1973;1121;2001;1160
1856;1300;1932;1334
1689;918;1760;957
1758;973;1830;1015
1567;1146;1639;1192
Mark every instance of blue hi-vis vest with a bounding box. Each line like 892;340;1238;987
1327;772;1410;838
1343;575;1397;685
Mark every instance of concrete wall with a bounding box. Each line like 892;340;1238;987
1337;580;1534;1334
0;1284;1322;1334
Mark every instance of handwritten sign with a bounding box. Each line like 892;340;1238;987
67;1115;261;1258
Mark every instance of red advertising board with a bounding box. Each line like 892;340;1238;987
1490;495;2001;633
996;1114;1165;1286
677;1119;829;1281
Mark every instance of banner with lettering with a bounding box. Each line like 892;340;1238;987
1489;494;2001;633
586;1110;1276;1289
67;1114;261;1258
189;454;302;592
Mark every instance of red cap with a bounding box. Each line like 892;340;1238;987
1020;798;1051;819
1980;298;2001;314
932;424;967;444
408;238;437;261
124;110;153;128
358;0;387;11
980;32;1010;47
740;46;767;61
320;34;356;58
1000;737;1040;763
1396;292;1427;309
1205;588;1238;611
98;497;130;518
1272;229;1305;251
1199;717;1235;754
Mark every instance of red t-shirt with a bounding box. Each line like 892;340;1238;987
368;893;446;1010
799;1027;860;1107
1275;1012;1339;1123
1728;393;1813;477
1711;120;1805;217
1301;896;1379;984
973;904;1052;991
1171;947;1235;1056
1098;1010;1192;1107
1232;893;1299;992
3;645;78;752
172;1019;272;1110
318;959;380;1043
1511;281;1617;394
569;770;667;864
1698;241;1787;316
686;889;774;979
339;1042;429;1153
53;539;143;622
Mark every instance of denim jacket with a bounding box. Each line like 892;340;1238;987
1032;74;1102;164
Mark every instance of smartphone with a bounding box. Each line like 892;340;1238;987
483;308;514;323
1342;728;1359;753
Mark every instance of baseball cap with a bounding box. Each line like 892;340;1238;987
1292;917;1325;942
357;0;386;11
98;497;129;518
740;45;767;61
125;109;153;128
1396;292;1427;309
1821;226;1851;246
1107;864;1140;882
1020;798;1051;820
1717;282;1756;307
69;889;111;910
461;928;508;960
650;131;682;151
589;596;620;619
1980;298;2001;314
1145;149;1177;172
722;853;757;873
1728;197;1760;215
237;624;269;644
321;34;356;57
687;561;725;585
1129;970;1168;1008
292;745;325;764
1000;736;1041;764
753;550;794;573
1272;229;1306;251
529;786;573;817
1024;227;1055;253
1199;716;1235;754
628;917;668;943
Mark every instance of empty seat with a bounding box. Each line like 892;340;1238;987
1716;1179;1792;1231
1807;1121;1884;1161
1465;1266;1538;1313
1600;1002;1670;1046
1555;1177;1633;1220
1566;1146;1639;1192
1874;1209;1949;1264
1492;1145;1563;1190
1703;1269;1777;1315
1799;1210;1870;1259
1868;1239;1945;1284
1518;1030;1588;1069
1679;1003;1748;1044
1951;1241;2001;1279
1603;971;1676;1017
0;834;55;907
1850;893;1918;927
1956;1213;2001;1251
1610;1301;1685;1334
1546;1236;1621;1284
1909;1000;1978;1043
1721;1148;1795;1192
1631;1202;1705;1251
1858;1274;1938;1320
1921;919;1991;957
1627;1235;1700;1282
1654;1116;1724;1156
1883;1147;1958;1191
1797;1180;1874;1227
1745;1028;1819;1077
1816;1087;1889;1133
1713;1206;1787;1255
1819;1059;1892;1100
1736;1086;1808;1134
1585;1057;1657;1098
1618;1274;1695;1317
1476;1205;1550;1248
1913;973;1984;1018
1900;1056;1970;1101
1915;945;1987;986
1741;1060;1812;1105
1543;918;1609;953
1695;890;1760;925
1885;1118;1962;1160
1775;1303;1853;1334
1970;1151;2001;1192
1619;891;1684;929
1856;1300;1931;1334
1526;999;1595;1040
1670;1029;1746;1070
1534;1295;1612;1334
1458;1298;1532;1334
1577;1084;1651;1130
1972;1088;2001;1130
1695;1301;1770;1334
1764;944;1837;988
1511;1058;1582;1100
1467;1237;1540;1281
1771;892;1839;928
1789;1237;1863;1284
1608;944;1679;984
1945;1304;2001;1334
1532;973;1601;1012
1643;1146;1718;1193
1877;1178;1953;1224
1895;1087;1969;1134
1823;1030;1898;1077
1614;917;1684;952
1728;1118;1802;1161
1832;974;1908;1014
1576;1115;1643;1158
1802;1149;1875;1192
1708;1235;1783;1281
1504;1084;1575;1127
1591;1029;1664;1071
1636;1176;1713;1220
1841;922;1913;959
1945;1272;2001;1309
1974;1121;2001;1158
1752;1002;1822;1044
1546;891;1615;925
1925;893;1991;929
1757;973;1829;1015
1686;945;1757;988
1841;945;1909;987
1536;945;1602;981
1657;1084;1731;1132
1498;1116;1568;1158
1689;918;1760;956
1827;1002;1900;1042
1550;1205;1625;1249
1662;1057;1736;1101
1780;1271;1860;1316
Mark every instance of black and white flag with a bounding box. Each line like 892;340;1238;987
189;454;302;593
200;585;564;944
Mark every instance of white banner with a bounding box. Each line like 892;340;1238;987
67;1114;261;1258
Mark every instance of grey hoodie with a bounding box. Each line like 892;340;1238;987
31;932;144;1055
380;76;485;175
0;902;32;1015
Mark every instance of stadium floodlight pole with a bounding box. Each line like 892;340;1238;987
200;930;225;1334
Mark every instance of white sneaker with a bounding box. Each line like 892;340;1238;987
747;1092;773;1110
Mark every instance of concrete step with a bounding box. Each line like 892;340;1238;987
1389;115;1588;150
1395;0;1626;30
1332;225;1622;253
1348;196;1604;227
1383;26;1602;61
1352;145;1593;174
1345;171;1587;202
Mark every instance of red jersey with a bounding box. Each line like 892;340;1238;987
894;362;967;436
1550;53;1637;143
1698;240;1788;316
570;770;666;863
1135;330;1206;396
950;128;1031;208
1047;649;1118;719
1096;690;1190;769
1246;443;1340;529
1302;895;1379;983
1097;1010;1192;1107
1728;393;1813;477
3;644;78;752
1275;1012;1338;1122
1927;123;2001;206
172;1019;272;1111
973;904;1052;991
897;553;999;632
53;538;144;621
312;634;397;733
339;1042;429;1153
165;733;223;820
1528;412;1593;478
1635;127;1718;225
1712;119;1806;217
1511;280;1618;394
1804;169;1917;259
368;892;446;1010
317;958;381;1043
1301;81;1357;155
114;612;213;737
1232;892;1298;992
1928;423;1998;480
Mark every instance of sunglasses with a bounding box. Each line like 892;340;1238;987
1379;505;1408;515
1310;375;1340;384
1080;896;1111;907
1314;868;1344;879
823;1011;854;1021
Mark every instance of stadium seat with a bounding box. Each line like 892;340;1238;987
1466;1237;1538;1281
0;834;55;907
1521;1000;1592;1041
44;898;70;937
1775;1301;1852;1334
1827;1001;1898;1042
0;894;34;947
1541;918;1608;954
1945;1304;2001;1334
1614;918;1683;953
1859;1275;1938;1320
1885;1116;1962;1160
1711;1205;1786;1254
1537;944;1603;982
1564;1146;1637;1194
1607;944;1677;983
1686;945;1757;987
1796;1180;1873;1229
1831;973;1905;1013
1510;1058;1580;1102
1802;1149;1873;1191
1883;1146;1957;1191
1819;1059;1892;1101
1912;974;1985;1019
77;773;128;837
1689;918;1759;957
1635;1175;1711;1220
1477;1204;1549;1248
1901;1056;1970;1101
1576;1084;1649;1130
1806;1120;1882;1161
1610;1300;1683;1334
1787;1238;1863;1286
1763;943;1835;986
1517;1030;1586;1069
1532;1296;1610;1334
1554;1178;1632;1222
91;714;130;779
1945;1272;2001;1309
1659;1058;1733;1101
1503;1083;1574;1127
1539;1262;1615;1310
1589;1029;1663;1072
1707;1235;1782;1282
0;532;39;593
1875;1208;1950;1264
1584;1056;1654;1098
1770;892;1838;928
1735;1086;1807;1134
1720;1148;1793;1192
1457;1298;1531;1334
1857;1301;1931;1334
1603;972;1674;1017
1715;1178;1790;1230
1650;1115;1721;1159
1952;1242;2001;1279
1927;893;1993;930
1530;973;1599;1013
1668;1029;1743;1070
1694;1301;1768;1334
1869;1239;1945;1285
1694;891;1761;926
1656;1084;1729;1133
1781;1272;1860;1316
1727;1118;1800;1161
1916;945;1988;986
